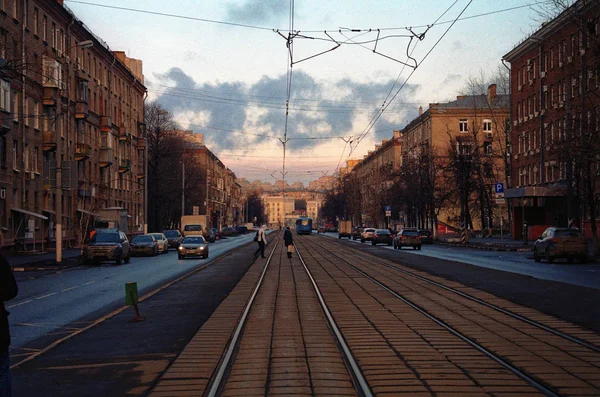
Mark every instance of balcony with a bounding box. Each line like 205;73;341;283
99;147;114;168
75;143;92;161
136;138;146;150
100;116;111;133
119;159;131;173
118;126;130;142
43;87;59;106
43;130;56;151
75;101;89;119
75;69;89;81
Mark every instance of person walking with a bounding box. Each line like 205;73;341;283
1;233;18;397
283;226;294;258
253;225;267;259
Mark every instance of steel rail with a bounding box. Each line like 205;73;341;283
304;237;564;397
337;238;600;354
204;240;280;397
295;245;374;397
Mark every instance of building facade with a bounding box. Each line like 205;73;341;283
344;131;402;227
503;0;600;239
0;0;146;250
400;86;509;232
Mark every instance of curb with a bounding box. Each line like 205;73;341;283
11;257;81;272
436;241;532;252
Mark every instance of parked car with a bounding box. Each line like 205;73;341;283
360;228;376;243
418;230;434;244
210;228;222;240
206;228;216;243
148;233;169;254
352;227;364;240
163;229;184;248
371;229;393;246
83;229;131;265
235;225;248;235
178;236;209;259
317;226;326;234
533;227;588;264
130;234;159;256
221;227;238;237
393;229;422;250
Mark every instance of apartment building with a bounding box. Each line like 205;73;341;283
263;195;295;228
400;86;509;231
180;131;242;229
0;0;146;249
344;131;402;227
503;0;600;239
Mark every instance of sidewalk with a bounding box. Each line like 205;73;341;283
437;236;534;252
6;248;82;271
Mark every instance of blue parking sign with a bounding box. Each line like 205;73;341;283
494;183;504;193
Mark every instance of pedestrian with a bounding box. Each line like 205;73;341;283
283;226;294;259
1;232;18;397
253;225;267;259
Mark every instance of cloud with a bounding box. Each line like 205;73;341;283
225;0;288;24
153;67;421;180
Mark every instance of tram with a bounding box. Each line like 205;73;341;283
295;216;313;235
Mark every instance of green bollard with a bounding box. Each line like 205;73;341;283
125;282;144;322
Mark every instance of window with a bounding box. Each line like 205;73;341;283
42;15;47;41
12;90;17;121
459;119;468;132
51;22;56;48
33;101;39;129
0;136;5;167
483;142;492;155
517;69;521;86
33;7;38;35
483;119;492;133
34;146;38;172
24;96;28;126
550;48;555;69
24;145;29;171
0;79;9;112
12;140;18;170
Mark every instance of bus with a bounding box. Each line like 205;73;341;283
295;217;313;235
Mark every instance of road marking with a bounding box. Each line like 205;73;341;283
7;300;32;309
61;286;79;292
35;293;57;299
82;281;96;286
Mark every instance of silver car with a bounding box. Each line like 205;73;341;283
360;228;376;243
149;232;169;253
178;236;209;259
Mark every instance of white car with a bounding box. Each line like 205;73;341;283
148;233;169;254
360;228;376;242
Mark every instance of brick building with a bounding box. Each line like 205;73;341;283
0;0;146;250
503;0;600;239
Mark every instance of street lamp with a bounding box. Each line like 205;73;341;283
56;39;93;264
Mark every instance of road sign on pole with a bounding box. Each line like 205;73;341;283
494;182;505;193
385;206;391;217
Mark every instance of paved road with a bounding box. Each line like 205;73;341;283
9;233;257;350
320;233;600;290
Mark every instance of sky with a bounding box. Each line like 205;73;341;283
64;0;551;184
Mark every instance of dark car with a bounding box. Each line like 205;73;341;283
533;227;588;264
393;229;422;250
371;229;393;246
210;228;221;240
418;230;434;244
205;228;216;243
221;227;238;237
163;229;184;248
82;229;130;265
351;227;364;240
178;236;209;259
130;234;159;256
235;225;248;235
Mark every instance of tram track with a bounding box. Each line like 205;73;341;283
295;234;600;397
203;235;373;397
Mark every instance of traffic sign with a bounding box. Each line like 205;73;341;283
494;182;505;193
385;206;391;217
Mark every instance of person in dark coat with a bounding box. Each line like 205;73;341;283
283;226;294;258
1;246;18;397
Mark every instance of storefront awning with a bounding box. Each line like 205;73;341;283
12;208;49;220
77;208;99;217
505;185;567;199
